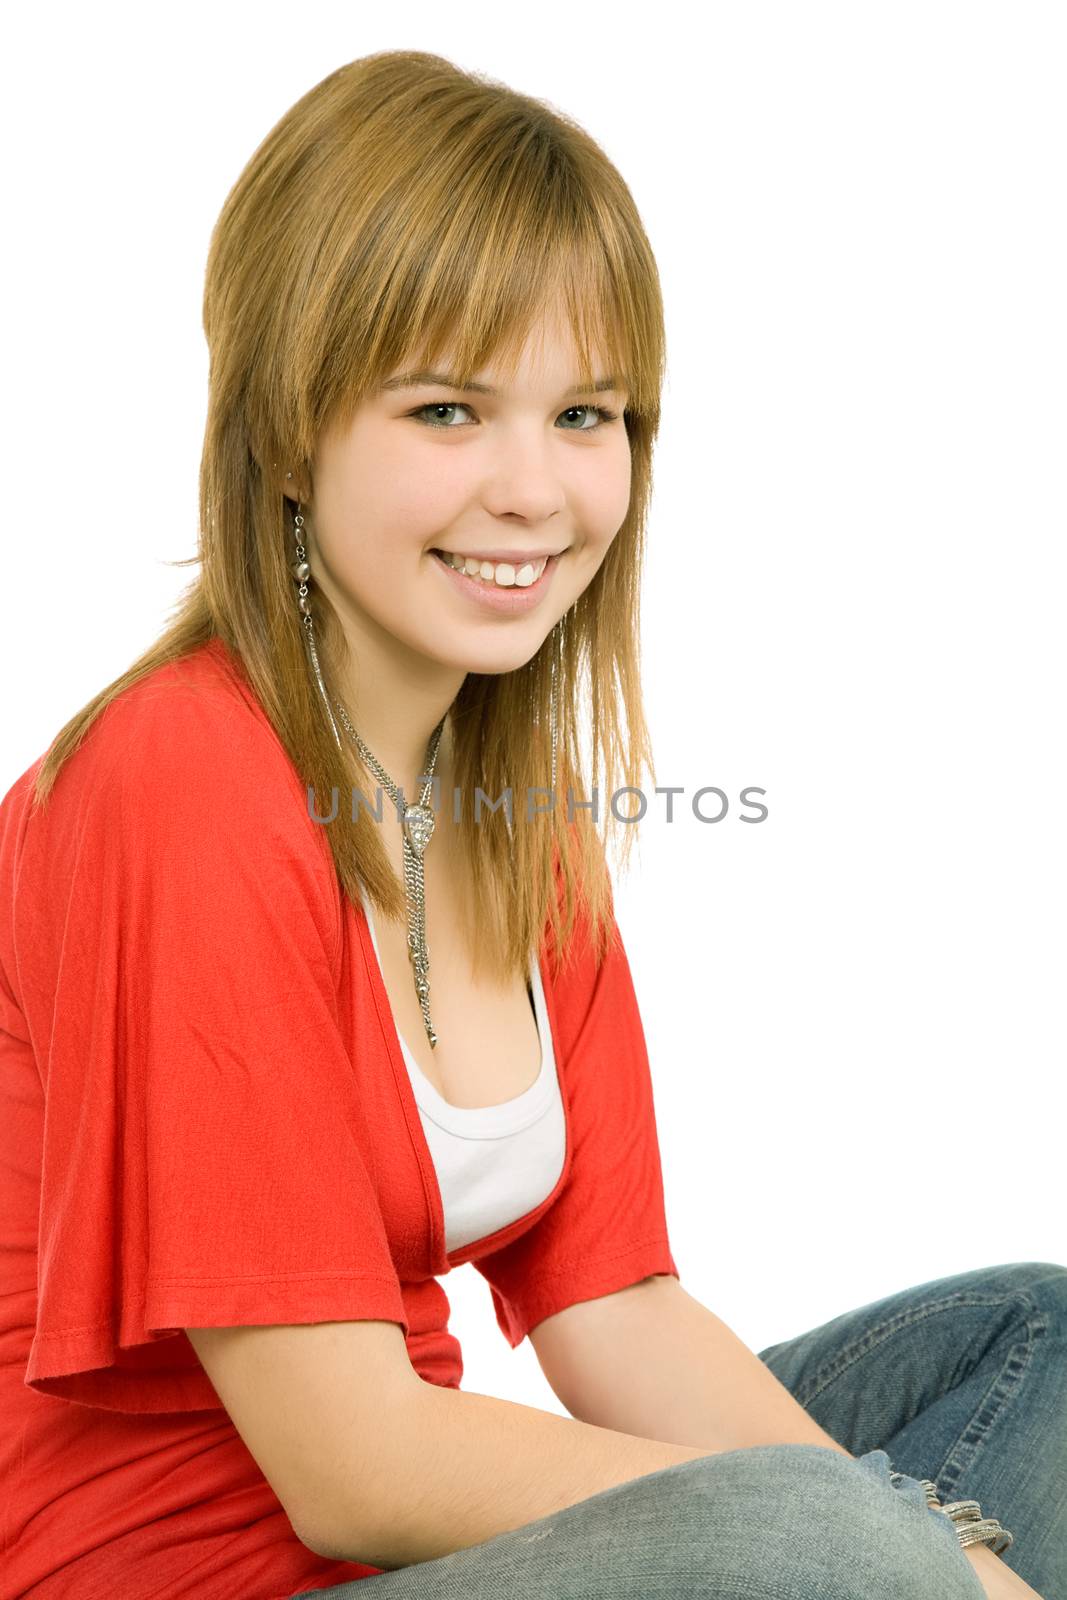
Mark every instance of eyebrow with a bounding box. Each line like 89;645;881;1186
381;370;625;398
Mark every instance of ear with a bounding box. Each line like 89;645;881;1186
268;459;312;505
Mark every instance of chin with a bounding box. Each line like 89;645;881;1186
454;647;545;678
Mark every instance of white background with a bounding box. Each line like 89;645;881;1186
3;3;1064;1418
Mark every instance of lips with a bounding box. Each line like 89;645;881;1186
431;548;562;612
432;550;549;585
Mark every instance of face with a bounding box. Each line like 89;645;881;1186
304;302;632;685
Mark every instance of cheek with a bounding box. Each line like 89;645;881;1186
371;427;472;525
348;473;454;546
587;445;633;545
321;473;460;589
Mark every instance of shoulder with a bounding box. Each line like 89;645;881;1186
10;637;337;902
1;641;343;1030
89;637;292;787
54;638;306;810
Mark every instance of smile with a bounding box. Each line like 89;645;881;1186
430;548;563;614
434;550;550;587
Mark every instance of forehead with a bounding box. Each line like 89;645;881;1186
399;294;620;386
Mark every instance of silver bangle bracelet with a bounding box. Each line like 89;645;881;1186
900;1473;1015;1558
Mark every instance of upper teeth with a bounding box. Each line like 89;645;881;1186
439;551;549;588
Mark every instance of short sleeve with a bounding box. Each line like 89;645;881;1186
18;678;408;1412
472;884;680;1347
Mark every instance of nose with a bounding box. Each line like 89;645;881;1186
478;434;570;526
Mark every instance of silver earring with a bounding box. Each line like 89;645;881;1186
549;653;558;797
289;498;343;751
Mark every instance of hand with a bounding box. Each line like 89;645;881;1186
961;1541;1046;1599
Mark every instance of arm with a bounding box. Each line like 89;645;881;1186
187;1317;716;1573
530;1276;1038;1597
189;1301;1042;1590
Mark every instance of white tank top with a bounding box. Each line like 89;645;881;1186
359;889;567;1253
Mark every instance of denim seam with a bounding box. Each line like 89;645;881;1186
792;1292;1032;1407
792;1290;1047;1505
935;1297;1048;1503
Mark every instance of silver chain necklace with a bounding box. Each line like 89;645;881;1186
333;701;446;1050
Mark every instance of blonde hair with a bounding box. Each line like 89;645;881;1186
32;49;667;982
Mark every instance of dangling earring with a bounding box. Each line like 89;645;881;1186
288;486;343;752
549;649;558;797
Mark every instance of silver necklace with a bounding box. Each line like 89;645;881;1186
333;701;447;1050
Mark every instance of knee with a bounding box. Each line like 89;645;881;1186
973;1260;1067;1342
660;1445;982;1599
1022;1261;1067;1324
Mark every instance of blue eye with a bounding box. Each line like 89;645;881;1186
409;401;620;432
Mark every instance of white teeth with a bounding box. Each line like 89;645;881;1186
441;551;549;587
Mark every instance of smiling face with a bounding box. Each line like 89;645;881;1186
304;300;633;683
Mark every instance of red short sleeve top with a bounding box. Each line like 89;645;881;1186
0;636;679;1598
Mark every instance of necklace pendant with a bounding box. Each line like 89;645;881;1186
402;803;436;858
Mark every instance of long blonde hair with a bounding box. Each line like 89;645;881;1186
32;49;667;982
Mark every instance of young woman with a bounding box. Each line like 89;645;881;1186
0;49;1062;1600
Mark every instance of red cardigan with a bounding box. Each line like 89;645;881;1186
0;636;679;1599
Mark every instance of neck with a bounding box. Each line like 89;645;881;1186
349;704;456;813
328;658;464;813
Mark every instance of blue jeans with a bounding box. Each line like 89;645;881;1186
293;1260;1067;1598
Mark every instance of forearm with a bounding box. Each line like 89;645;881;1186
541;1276;853;1457
961;1542;1032;1595
314;1380;714;1570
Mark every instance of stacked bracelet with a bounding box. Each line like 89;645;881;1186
889;1471;1015;1558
